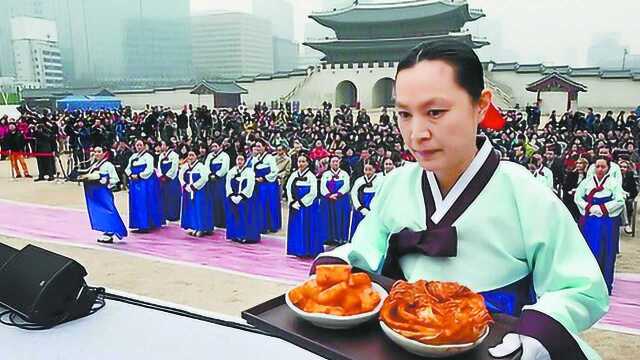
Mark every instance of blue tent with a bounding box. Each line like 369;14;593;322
56;96;121;111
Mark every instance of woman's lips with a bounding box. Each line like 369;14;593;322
415;149;441;159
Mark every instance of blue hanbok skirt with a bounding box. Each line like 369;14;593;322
224;196;261;243
287;186;322;257
181;186;214;233
579;197;618;294
209;176;227;228
159;164;181;222
254;168;282;233
129;165;164;231
318;195;351;245
349;192;375;241
84;181;127;239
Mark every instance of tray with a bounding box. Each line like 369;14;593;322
242;273;521;360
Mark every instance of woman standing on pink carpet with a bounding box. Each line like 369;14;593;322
125;139;164;233
179;151;213;237
225;154;260;243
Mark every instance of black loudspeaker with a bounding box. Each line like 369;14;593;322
0;244;97;326
0;243;18;268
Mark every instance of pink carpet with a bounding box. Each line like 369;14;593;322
597;273;640;334
0;200;638;333
0;200;312;282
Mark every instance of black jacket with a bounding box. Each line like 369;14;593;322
3;130;26;151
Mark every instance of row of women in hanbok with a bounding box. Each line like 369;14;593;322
286;154;388;257
574;156;625;294
81;139;279;244
81;140;389;257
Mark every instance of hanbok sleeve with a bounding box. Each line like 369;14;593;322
339;172;350;195
103;163;120;186
516;178;609;358
218;153;230;177
241;169;255;199
573;178;589;215
192;164;209;190
167;152;180;179
265;155;278;182
350;178;363;210
178;165;187;187
138;154;155;179
602;182;625;216
124;156;133;176
299;173;317;207
225;168;234;197
286;173;294;205
319;172;330;197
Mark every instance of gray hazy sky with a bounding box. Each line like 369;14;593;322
191;0;640;66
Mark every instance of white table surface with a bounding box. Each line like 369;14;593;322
0;290;323;360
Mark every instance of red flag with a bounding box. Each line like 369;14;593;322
479;102;506;131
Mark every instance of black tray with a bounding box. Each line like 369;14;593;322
242;274;521;360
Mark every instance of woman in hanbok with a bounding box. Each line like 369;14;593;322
179;151;213;237
313;40;607;359
225;154;260;243
251;140;282;233
318;155;351;245
204;141;230;228
80;146;127;243
157;141;181;222
287;154;321;257
349;163;382;240
381;157;396;177
125;140;164;232
575;156;625;294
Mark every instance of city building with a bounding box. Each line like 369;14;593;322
124;19;192;81
50;0;191;85
192;12;274;79
11;17;64;88
0;0;53;78
252;0;299;73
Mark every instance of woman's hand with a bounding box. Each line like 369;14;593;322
489;333;550;360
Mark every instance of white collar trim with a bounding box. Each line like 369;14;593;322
427;138;493;224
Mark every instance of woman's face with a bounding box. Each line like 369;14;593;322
135;140;144;152
576;161;586;172
595;159;609;179
187;151;196;164
395;60;491;172
364;164;375;177
94;147;104;161
236;155;245;168
384;159;395;174
298;156;308;170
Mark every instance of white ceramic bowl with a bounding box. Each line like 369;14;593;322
285;279;388;330
380;321;490;358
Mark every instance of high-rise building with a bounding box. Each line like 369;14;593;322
50;0;191;85
192;12;274;79
124;19;192;81
273;37;299;73
0;0;54;78
10;16;64;88
252;0;295;41
252;0;298;73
